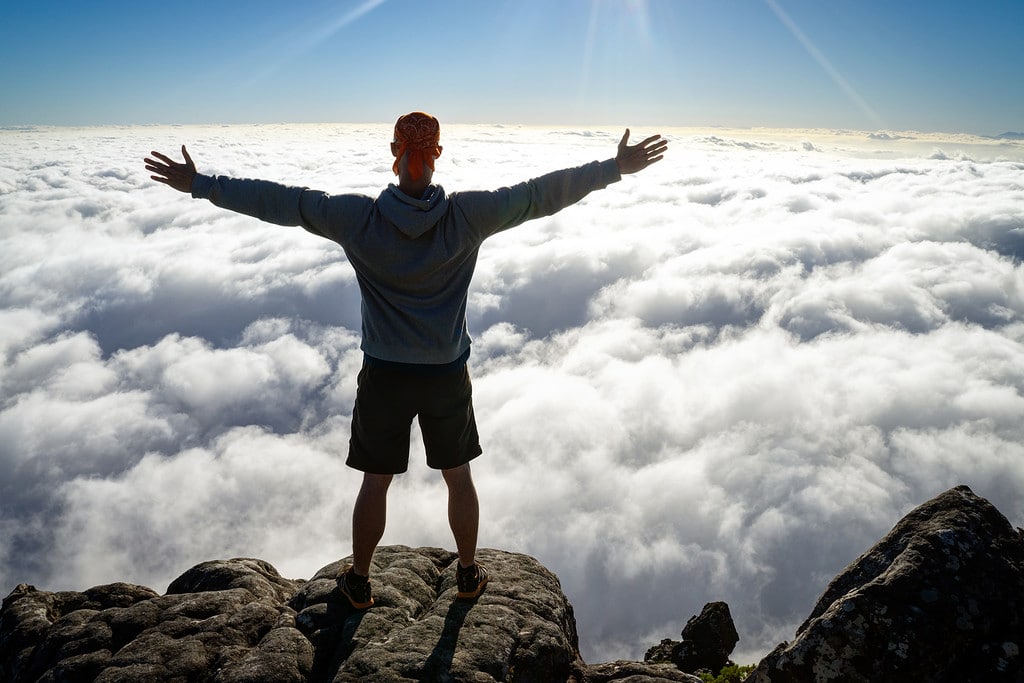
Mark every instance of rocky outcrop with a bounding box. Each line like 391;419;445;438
1;558;311;683
3;485;1022;682
2;547;599;682
644;602;738;674
749;485;1024;682
576;660;701;682
0;545;697;683
294;546;581;682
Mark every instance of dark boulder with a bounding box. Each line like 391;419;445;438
644;639;679;664
676;602;738;672
748;485;1024;682
643;602;738;674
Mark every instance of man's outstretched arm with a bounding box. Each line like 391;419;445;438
144;144;307;225
143;145;372;241
145;145;197;193
456;128;669;239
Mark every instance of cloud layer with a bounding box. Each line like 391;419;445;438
2;124;1023;663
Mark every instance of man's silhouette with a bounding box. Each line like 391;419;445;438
145;112;667;608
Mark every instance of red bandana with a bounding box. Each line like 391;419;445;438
392;112;442;181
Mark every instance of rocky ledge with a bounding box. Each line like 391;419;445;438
747;484;1024;682
2;485;1022;682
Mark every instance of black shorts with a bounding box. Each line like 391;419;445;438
347;363;482;474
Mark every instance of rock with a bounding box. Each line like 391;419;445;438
7;485;1021;682
675;602;738;673
643;638;679;664
575;659;702;682
643;602;738;674
167;558;300;603
748;485;1024;682
2;547;584;682
293;546;581;682
1;558;311;683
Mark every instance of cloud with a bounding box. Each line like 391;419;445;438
1;124;1023;665
867;132;914;141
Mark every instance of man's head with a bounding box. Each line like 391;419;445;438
391;112;442;183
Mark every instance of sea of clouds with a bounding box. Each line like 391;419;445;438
1;123;1022;663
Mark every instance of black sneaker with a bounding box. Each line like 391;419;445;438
338;567;374;609
456;562;489;600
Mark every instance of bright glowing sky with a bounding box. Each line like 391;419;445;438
1;0;1022;134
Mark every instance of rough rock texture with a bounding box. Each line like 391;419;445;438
1;547;590;682
294;546;580;682
644;602;738;674
1;558;312;683
574;660;701;682
748;485;1024;682
643;639;678;665
677;602;738;673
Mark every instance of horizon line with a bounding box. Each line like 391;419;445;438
1;121;1021;141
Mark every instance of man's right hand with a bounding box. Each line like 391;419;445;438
145;145;197;193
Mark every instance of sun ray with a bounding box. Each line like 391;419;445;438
765;0;883;129
577;0;655;120
239;0;390;91
300;0;389;53
578;1;602;105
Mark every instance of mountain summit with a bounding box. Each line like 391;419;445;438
3;486;1021;682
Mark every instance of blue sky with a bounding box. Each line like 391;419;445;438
1;0;1022;134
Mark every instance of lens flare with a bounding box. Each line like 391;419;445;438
765;0;883;129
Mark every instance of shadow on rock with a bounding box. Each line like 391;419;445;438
421;599;474;681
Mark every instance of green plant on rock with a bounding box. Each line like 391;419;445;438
698;663;755;683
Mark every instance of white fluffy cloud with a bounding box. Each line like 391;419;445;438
1;124;1023;664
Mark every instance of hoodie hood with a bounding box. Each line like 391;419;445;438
377;184;449;238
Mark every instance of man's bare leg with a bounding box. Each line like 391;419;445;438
351;472;393;576
442;463;479;568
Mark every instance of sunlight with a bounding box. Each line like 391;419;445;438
622;0;654;43
240;0;389;89
301;0;389;53
579;0;654;107
765;0;883;129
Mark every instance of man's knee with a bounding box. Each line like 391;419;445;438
441;463;473;487
361;472;394;492
438;462;473;493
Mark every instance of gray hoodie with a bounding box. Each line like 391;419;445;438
191;158;621;364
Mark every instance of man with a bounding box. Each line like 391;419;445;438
144;113;667;609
